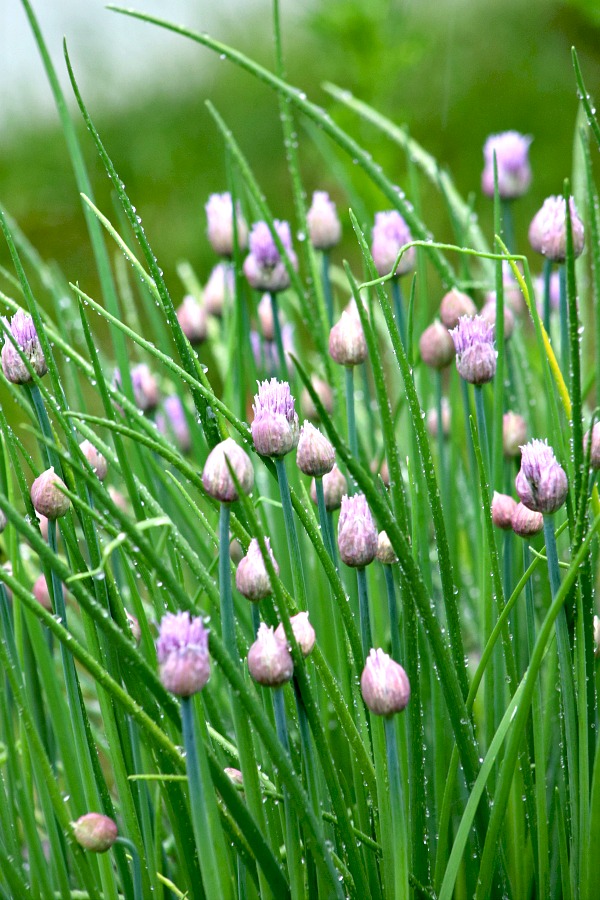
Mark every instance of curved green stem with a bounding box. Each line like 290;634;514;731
114;837;143;900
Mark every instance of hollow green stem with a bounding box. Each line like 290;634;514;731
383;565;401;663
115;837;143;900
270;292;288;379
500;199;515;255
543;258;553;336
474;385;490;479
314;477;335;561
345;365;358;464
274;456;306;606
559;265;570;381
435;371;447;504
357;566;373;662
273;687;304;899
391;278;406;348
322;251;334;328
384;716;409;899
219;504;237;662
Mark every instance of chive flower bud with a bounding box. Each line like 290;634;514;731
583;423;600;470
480;300;515;341
206;192;248;258
376;530;398;565
202;437;254;503
243;221;297;293
225;767;244;787
126;610;141;645
257;293;275;341
379;458;390;487
329;310;367;367
515;439;568;514
485;262;526;316
338;493;378;568
503;412;527;457
247;623;293;687
1;309;47;384
156;611;210;697
115;364;159;413
176;295;207;344
491;491;517;530
79;440;108;481
72;813;118;853
307;191;342;250
361;647;410;716
31;468;70;520
296;422;335;477
33;574;54;611
235;538;279;602
528;195;585;262
481;131;532;200
301;376;334;421
310;464;347;510
275;611;316;657
511;502;544;537
427;399;451;439
371;211;415;277
251;378;299;457
157;395;191;454
450;314;497;385
204;263;235;318
419;320;455;369
229;538;244;564
439;289;477;329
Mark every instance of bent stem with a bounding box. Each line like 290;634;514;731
114;837;142;900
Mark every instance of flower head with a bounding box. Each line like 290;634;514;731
206;192;248;257
371;211;415;277
1;309;47;384
307;191;342;250
247;623;294;687
243;220;297;293
338;493;378;568
202;437;254;503
79;440;108;481
515;439;568;514
419;320;455;369
310;464;347;511
251;378;299;457
376;530;398;565
235;538;279;602
361;648;410;716
450;315;497;384
296;422;335;477
177;295;207;343
30;468;70;520
511;502;544;537
439;289;477;329
156;611;210;697
72;813;118;853
329;310;367;367
481;131;532;200
491;492;517;530
204;263;235;318
528;195;585;262
275;611;316;657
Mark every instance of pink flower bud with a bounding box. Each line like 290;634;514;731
491;492;517;530
427;399;451;439
300;376;334;421
72;813;118;853
79;440;108;481
251;379;299;458
515;439;568;514
439;289;477;329
202;438;254;503
275;611;316;657
206;192;248;258
257;294;275;341
307;191;341;250
361;648;410;716
1;309;47;385
235;538;279;602
481;131;532;200
33;574;54;611
376;530;397;565
529;195;585;263
419;320;455;369
480;301;515;341
338;494;378;568
371;211;415;277
247;623;293;687
31;468;70;520
583;423;600;470
329;311;367;367
156;612;210;697
204;263;235;318
450;315;497;385
296;423;335;477
310;464;348;511
243;221;297;293
176;295;207;344
511;502;544;537
503;412;527;458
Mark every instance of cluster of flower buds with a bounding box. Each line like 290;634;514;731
202;438;254;504
338;493;378;568
251;379;299;458
361;648;410;716
491;491;544;536
206;192;248;258
156;611;211;697
529;195;585;263
235;538;279;602
371;211;415;278
481;131;532;200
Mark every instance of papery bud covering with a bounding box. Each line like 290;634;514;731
206;192;248;257
376;530;398;565
247;623;293;687
79;440;108;481
371;211;415;277
491;492;517;530
528;195;585;263
156;611;210;697
515;439;568;514
275;611;316;657
307;191;342;250
1;309;47;384
450;315;497;385
72;813;118;853
251;379;299;457
329;310;367;367
202;437;254;503
503;411;527;457
310;464;347;510
419;320;455;369
481;131;532;200
31;468;70;520
235;538;279;602
176;295;207;343
361;648;410;716
243;220;297;293
439;289;477;329
338;493;378;568
296;422;335;477
511;502;544;537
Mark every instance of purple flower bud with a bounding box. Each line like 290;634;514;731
329;310;367;367
481;131;532;200
1;309;47;384
247;623;294;687
257;294;275;341
31;468;70;520
515;439;568;514
534;270;561;316
275;611;316;657
204;263;235;318
583;423;600;470
243;221;298;293
225;767;244;787
229;538;244;564
115;365;159;412
202;437;254;503
491;492;517;530
371;211;415;277
206;192;248;258
427;399;451;439
310;464;347;510
376;530;397;565
361;648;410;716
450;315;497;385
251;379;299;457
108;487;129;514
157;396;191;454
480;300;515;341
156;611;210;697
176;295;207;344
528;195;585;263
72;813;118;853
419;320;455;369
301;376;334;421
79;440;108;481
503;412;527;457
511;502;544;537
296;422;335;477
235;538;279;602
33;574;54;611
338;493;378;568
439;289;477;329
307;191;342;250
485;262;526;317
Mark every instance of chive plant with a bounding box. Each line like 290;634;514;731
1;2;600;898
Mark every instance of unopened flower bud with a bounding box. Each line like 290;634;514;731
485;262;526;316
31;468;70;520
491;492;517;530
301;376;334;421
529;195;585;263
79;440;108;481
126;611;141;645
503;412;527;457
511;502;544;537
371;211;415;277
108;487;128;514
206;192;248;258
515;439;568;514
310;464;347;510
376;530;397;565
583;423;600;470
251;379;299;457
427;399;451;439
247;623;293;687
202;438;254;503
419;320;455;369
224;767;244;787
480;301;515;341
204;263;235;318
450;315;497;385
176;295;207;344
115;365;159;413
72;813;118;853
243;221;297;293
236;538;279;602
33;574;54;611
379;459;390;487
361;648;410;716
1;309;47;384
307;191;342;250
439;289;477;329
157;396;191;454
257;294;275;341
275;611;316;657
229;538;244;564
481;131;532;200
296;423;335;477
338;493;378;568
329;310;367;367
156;611;210;697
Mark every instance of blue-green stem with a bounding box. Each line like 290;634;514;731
274;457;306;606
326;510;339;570
356;566;373;663
435;371;448;505
384;715;409;899
115;837;142;900
460;377;477;481
474;385;490;480
322;251;334;327
543;258;553;337
219;504;237;661
383;565;401;663
270;292;288;379
559;265;570;381
314;476;335;562
345;365;358;464
181;696;232;900
500;199;515;255
391;278;407;348
251;603;261;639
273;686;304;900
28;384;59;473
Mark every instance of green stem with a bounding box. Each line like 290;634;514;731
435;371;447;504
322;251;334;328
345;365;358;464
391;278;406;348
383;565;401;663
500;199;515;255
384;716;409;899
543;258;553;336
559;265;570;382
115;837;143;900
274;457;305;606
219;504;237;661
270;292;288;379
474;385;490;479
315;477;335;561
356;566;373;662
273;687;304;900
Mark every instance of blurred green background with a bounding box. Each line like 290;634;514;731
1;0;600;310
